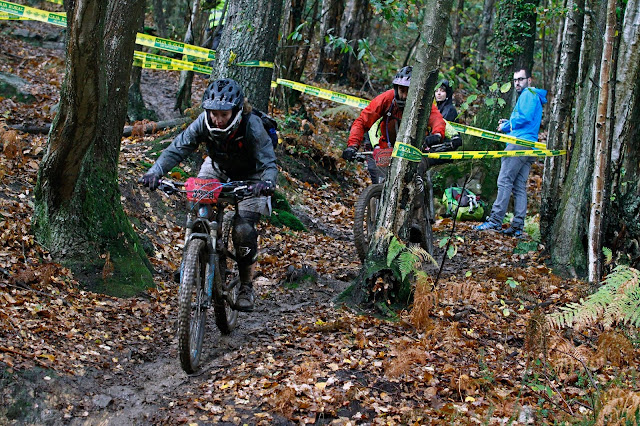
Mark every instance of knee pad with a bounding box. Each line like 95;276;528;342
232;214;258;265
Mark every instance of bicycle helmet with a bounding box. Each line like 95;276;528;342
392;66;412;108
202;78;244;141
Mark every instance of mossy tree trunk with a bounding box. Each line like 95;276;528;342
210;0;284;111
349;0;454;306
540;0;584;239
34;0;153;297
546;0;607;278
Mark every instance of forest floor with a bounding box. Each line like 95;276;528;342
2;18;640;426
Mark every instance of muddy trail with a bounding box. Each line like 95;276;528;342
2;19;608;426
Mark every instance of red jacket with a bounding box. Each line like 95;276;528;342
347;89;446;149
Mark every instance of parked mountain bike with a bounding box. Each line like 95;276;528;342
352;148;433;261
155;178;256;374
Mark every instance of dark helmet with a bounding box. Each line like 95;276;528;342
437;79;453;100
202;78;245;141
392;66;412;108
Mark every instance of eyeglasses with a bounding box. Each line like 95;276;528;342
513;77;528;83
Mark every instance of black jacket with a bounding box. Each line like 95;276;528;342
149;112;277;183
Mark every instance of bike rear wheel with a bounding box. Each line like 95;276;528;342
177;238;208;374
213;213;239;334
354;183;383;261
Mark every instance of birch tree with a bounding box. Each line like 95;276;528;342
34;0;152;295
587;0;617;282
349;0;454;305
540;0;584;238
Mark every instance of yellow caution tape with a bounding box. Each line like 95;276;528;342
276;79;371;109
392;142;566;162
448;122;546;150
0;0;66;26
135;33;215;61
0;11;28;19
134;51;212;74
2;1;272;68
46;0;63;4
276;78;550;149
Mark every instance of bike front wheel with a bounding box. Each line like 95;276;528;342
354;183;383;261
177;238;208;374
213;213;239;334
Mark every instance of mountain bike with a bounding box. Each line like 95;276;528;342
352;148;433;261
156;178;254;374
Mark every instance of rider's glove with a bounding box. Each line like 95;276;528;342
450;135;462;149
423;133;442;151
251;180;275;197
139;172;161;191
342;146;358;161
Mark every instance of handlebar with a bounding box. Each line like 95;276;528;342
155;178;256;203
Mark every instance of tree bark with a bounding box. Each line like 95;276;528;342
547;0;607;278
540;0;584;239
608;0;640;268
335;0;371;85
476;0;495;66
211;0;284;111
33;0;153;296
276;0;319;108
450;0;464;66
151;0;168;38
128;1;158;123
314;0;343;82
175;0;208;113
587;0;617;282
350;0;454;305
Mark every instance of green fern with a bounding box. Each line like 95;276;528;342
547;266;640;330
387;236;406;267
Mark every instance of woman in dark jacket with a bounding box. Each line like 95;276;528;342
435;79;458;123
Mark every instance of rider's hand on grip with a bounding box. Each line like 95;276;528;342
422;134;442;151
140;172;161;191
342;146;357;161
251;180;274;197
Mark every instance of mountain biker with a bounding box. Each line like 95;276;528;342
341;66;447;182
140;78;277;312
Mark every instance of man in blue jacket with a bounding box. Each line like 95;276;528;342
476;68;547;236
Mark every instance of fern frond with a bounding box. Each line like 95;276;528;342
397;251;416;281
387;236;405;267
407;244;438;267
547;266;640;331
596;388;640;426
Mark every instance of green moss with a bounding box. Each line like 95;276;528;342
272;190;292;212
269;209;307;231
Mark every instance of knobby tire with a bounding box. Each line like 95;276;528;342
354;184;383;261
177;239;208;374
213;214;239;334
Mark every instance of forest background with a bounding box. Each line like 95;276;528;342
1;0;640;423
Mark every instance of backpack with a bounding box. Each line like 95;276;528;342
442;187;485;221
252;109;279;150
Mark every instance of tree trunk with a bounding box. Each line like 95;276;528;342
175;0;207;113
211;0;284;111
476;0;495;66
276;0;319;108
349;0;454;306
152;0;168;38
336;0;371;86
587;0;617;282
608;0;640;269
128;1;159;123
314;0;343;82
540;0;584;239
33;0;153;296
547;0;607;278
450;0;464;65
492;0;539;84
